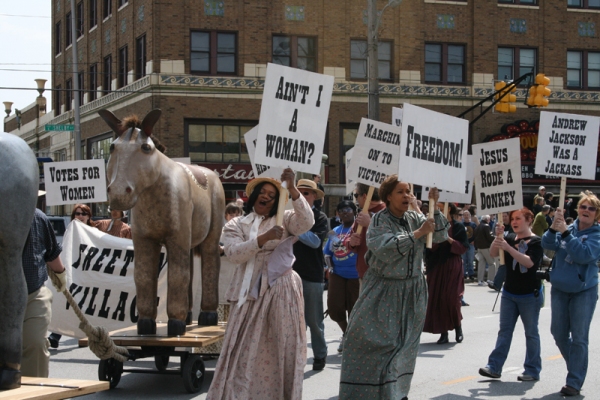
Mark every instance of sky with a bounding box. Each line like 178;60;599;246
0;1;52;117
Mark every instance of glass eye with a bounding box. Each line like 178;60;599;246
141;143;151;153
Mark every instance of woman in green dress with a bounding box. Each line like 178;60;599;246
339;175;449;400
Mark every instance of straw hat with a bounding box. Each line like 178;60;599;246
245;177;283;198
297;179;324;199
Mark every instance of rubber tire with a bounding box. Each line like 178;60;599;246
98;358;123;389
182;355;205;393
154;355;169;371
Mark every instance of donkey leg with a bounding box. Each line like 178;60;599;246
186;250;193;325
198;229;221;326
166;243;190;336
134;240;161;335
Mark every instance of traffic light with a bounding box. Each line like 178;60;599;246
494;81;517;113
527;73;551;107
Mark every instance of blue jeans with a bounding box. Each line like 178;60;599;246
486;289;543;379
302;279;328;359
550;285;598;390
462;244;475;277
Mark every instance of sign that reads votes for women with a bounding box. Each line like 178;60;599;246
346;118;403;188
472;138;523;215
254;63;334;175
398;103;468;192
535;111;600;180
43;159;107;206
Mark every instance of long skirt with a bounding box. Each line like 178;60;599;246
207;270;306;400
339;272;428;399
423;255;464;334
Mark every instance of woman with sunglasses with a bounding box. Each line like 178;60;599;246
541;191;600;397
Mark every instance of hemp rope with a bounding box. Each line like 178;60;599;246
48;268;130;363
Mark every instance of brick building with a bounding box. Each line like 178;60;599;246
4;0;600;216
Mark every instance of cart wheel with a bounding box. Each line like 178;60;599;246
182;355;205;393
98;358;123;389
154;355;170;371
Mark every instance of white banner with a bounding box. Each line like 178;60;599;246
535;111;600;180
421;155;475;204
392;107;403;127
345;148;355;195
472;138;523;215
244;125;284;179
254;63;334;175
346;118;403;188
399;103;469;192
48;221;169;338
43;159;107;206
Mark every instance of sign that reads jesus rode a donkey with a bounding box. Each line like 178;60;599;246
254;63;334;176
43;159;107;206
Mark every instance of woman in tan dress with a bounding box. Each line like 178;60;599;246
95;208;131;239
207;168;314;400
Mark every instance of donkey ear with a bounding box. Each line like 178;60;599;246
98;109;126;136
141;109;162;136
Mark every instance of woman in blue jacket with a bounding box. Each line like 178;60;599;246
541;190;600;397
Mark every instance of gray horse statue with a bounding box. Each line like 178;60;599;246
0;132;39;390
99;109;225;336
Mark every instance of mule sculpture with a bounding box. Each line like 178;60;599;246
99;109;225;336
0;132;39;390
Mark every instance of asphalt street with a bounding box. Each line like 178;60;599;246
47;279;600;399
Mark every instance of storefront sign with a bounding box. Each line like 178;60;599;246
202;163;255;183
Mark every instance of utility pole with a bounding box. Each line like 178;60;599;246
70;0;82;161
367;0;402;122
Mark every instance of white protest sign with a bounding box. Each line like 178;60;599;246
244;126;284;179
346;118;402;188
472;138;523;215
399;103;468;192
421;155;475;204
254;63;334;175
535;111;600;180
48;221;170;338
43;159;107;206
392;107;403;127
345;148;354;195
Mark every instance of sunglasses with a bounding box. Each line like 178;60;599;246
579;204;597;212
338;207;354;214
74;212;88;216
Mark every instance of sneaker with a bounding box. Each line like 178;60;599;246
517;374;537;381
478;281;486;286
313;357;326;371
337;336;344;353
479;367;501;379
48;336;59;349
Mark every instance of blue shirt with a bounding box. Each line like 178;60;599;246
323;224;359;279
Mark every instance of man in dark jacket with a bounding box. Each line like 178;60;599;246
473;215;498;286
292;179;328;370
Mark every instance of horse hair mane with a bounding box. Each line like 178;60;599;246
120;114;167;154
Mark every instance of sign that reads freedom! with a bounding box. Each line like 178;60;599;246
244;126;284;179
346;118;402;188
43;159;107;206
472;138;523;215
535;111;600;180
399;104;469;192
254;63;334;175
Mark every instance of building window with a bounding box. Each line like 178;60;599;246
498;0;537;4
340;125;359;182
118;46;128;88
186;122;252;163
103;55;112;94
567;50;600;89
190;31;237;75
425;43;465;84
55;85;62;114
77;71;84;105
118;0;128;7
498;47;536;84
66;79;73;111
568;0;600;8
135;34;146;79
66;12;72;46
350;40;392;80
89;63;97;101
103;0;112;19
76;2;84;38
89;0;97;29
55;21;62;55
272;36;316;72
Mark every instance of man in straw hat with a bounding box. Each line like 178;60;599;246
291;179;328;370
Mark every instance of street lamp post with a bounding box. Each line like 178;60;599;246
367;0;402;122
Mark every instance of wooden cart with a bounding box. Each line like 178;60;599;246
0;377;109;400
79;322;226;394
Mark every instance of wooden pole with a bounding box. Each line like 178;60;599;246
426;201;435;249
356;186;375;234
559;176;567;213
276;186;289;226
443;202;449;217
497;212;505;265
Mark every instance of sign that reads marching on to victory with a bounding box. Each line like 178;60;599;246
244;125;284;180
399;103;469;192
43;159;107;206
472;138;523;215
421;155;475;204
535;111;600;180
346;118;402;188
254;63;334;176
